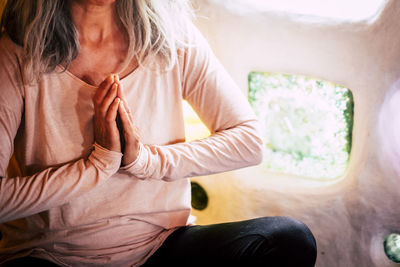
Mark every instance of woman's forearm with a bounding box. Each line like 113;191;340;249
0;143;121;223
121;119;263;181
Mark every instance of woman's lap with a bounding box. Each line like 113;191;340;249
143;216;317;267
1;216;317;267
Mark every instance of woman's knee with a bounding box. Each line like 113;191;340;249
247;216;317;266
270;216;317;266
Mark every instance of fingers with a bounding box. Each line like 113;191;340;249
118;99;140;166
107;97;120;123
100;83;118;116
116;81;124;99
93;74;121;117
92;74;123;152
93;74;115;106
119;100;141;141
115;76;127;107
118;100;134;134
114;76;134;125
105;98;121;151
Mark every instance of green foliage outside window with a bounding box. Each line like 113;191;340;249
248;72;353;179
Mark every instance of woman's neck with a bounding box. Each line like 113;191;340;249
69;1;120;46
67;0;135;86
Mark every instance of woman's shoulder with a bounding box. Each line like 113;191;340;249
177;21;220;73
178;21;214;62
0;34;26;97
0;34;24;61
0;34;25;83
182;21;209;48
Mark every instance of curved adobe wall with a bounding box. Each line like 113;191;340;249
189;0;400;266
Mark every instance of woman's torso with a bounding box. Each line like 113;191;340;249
0;37;192;266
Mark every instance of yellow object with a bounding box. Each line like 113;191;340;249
182;100;210;141
0;0;4;17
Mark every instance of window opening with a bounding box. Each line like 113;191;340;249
221;0;387;22
191;182;209;210
248;72;353;180
384;233;400;263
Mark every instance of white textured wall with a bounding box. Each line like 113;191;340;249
189;0;400;266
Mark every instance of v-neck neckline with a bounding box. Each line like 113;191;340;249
57;64;142;89
56;55;152;88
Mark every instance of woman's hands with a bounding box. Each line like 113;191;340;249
93;74;140;165
115;75;141;166
93;75;121;152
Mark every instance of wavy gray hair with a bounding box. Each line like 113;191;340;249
0;0;193;82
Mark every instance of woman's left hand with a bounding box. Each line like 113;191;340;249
114;75;141;166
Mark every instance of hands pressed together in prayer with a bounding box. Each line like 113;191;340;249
93;74;140;166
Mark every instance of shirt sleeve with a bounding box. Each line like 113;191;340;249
0;37;122;223
121;23;263;181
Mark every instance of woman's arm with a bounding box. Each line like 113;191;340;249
120;24;263;181
0;145;121;223
0;40;123;223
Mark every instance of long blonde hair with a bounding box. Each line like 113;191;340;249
0;0;193;82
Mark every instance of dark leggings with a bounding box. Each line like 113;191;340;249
2;217;317;267
144;216;317;267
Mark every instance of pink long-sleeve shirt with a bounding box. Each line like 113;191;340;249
0;24;263;266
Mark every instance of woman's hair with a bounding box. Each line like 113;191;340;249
0;0;193;82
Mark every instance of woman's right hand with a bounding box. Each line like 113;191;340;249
93;75;121;152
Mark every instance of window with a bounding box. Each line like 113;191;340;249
384;233;400;263
217;0;387;22
191;182;209;210
248;72;354;180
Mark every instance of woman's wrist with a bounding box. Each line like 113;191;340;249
122;140;141;166
119;142;149;179
90;142;123;174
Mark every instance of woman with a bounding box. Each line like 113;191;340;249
0;0;317;266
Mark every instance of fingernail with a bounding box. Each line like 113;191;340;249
115;74;120;82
